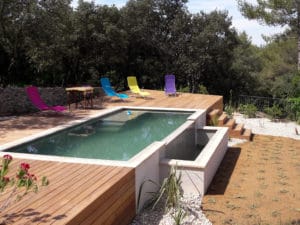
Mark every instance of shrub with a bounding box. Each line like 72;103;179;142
137;166;182;211
198;85;209;94
264;104;283;121
238;103;257;118
224;104;234;118
287;98;300;121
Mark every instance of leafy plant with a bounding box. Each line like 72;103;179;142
0;154;49;213
137;166;183;211
171;206;187;225
287;98;300;123
224;104;234;118
238;103;257;118
153;166;183;210
198;84;209;94
209;115;219;126
264;104;283;121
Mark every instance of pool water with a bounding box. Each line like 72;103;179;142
7;110;191;160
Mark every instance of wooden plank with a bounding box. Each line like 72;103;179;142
0;161;134;225
59;168;133;224
77;170;135;225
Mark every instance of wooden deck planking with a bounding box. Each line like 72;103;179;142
0;159;135;225
0;89;224;224
101;90;223;112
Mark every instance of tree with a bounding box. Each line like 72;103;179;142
237;0;300;69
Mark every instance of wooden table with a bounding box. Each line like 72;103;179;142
65;86;94;109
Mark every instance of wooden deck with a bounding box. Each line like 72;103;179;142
101;89;223;112
0;89;224;224
0;159;135;225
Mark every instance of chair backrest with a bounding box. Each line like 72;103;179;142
100;77;117;96
127;76;141;94
100;77;111;88
26;86;50;110
165;74;176;94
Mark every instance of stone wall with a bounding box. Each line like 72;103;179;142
0;87;67;116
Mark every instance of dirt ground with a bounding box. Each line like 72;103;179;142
203;135;300;225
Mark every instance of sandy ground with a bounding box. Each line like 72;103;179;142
203;114;300;225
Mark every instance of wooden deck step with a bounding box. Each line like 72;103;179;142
241;128;252;141
223;118;235;130
231;123;244;136
208;109;220;119
218;113;228;126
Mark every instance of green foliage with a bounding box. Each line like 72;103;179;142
224;104;234;118
237;0;297;27
0;155;49;213
238;103;257;118
225;89;234;118
137;166;183;211
179;86;189;93
209;115;219;126
171;206;187;225
153;166;182;210
287;97;300;122
264;105;283;121
198;84;209;94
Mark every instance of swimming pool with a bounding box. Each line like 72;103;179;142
0;106;228;212
3;109;192;161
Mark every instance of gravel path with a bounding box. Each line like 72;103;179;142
234;113;300;140
131;195;212;225
131;113;300;225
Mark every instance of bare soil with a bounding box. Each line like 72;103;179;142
203;135;300;225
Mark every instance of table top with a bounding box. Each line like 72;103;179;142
65;86;94;92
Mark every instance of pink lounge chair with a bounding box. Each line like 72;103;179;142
26;86;66;112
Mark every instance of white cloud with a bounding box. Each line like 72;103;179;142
72;0;288;46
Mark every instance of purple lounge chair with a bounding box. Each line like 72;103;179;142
26;86;66;112
165;74;177;96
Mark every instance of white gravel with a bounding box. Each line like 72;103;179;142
131;195;212;225
234;113;300;140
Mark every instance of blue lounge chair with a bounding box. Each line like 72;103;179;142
100;77;129;100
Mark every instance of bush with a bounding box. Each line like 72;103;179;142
264;104;283;121
238;103;257;118
287;98;300;121
224;104;234;118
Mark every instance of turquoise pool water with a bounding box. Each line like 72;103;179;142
6;110;192;161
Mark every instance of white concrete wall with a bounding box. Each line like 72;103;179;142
196;127;229;192
159;126;229;196
129;141;165;212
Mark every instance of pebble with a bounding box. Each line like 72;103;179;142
131;195;212;225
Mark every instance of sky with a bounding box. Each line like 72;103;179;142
71;0;287;46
